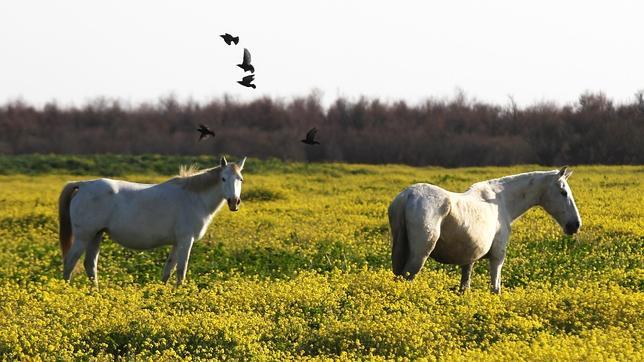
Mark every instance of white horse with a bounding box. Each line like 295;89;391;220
388;167;581;294
58;156;246;287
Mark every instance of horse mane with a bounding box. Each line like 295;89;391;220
499;170;558;183
467;170;556;193
179;164;202;177
165;163;243;192
166;164;223;192
490;170;557;185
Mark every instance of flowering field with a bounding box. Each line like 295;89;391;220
0;157;642;360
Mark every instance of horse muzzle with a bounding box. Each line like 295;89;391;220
227;197;241;212
564;220;580;235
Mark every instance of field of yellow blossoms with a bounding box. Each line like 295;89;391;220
0;155;642;360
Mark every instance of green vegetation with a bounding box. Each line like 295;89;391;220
0;156;642;360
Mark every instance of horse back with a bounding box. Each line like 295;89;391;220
70;178;152;212
400;183;452;222
69;179;183;244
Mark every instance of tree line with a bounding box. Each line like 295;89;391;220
1;91;642;166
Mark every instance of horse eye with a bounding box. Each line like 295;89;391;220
560;190;567;197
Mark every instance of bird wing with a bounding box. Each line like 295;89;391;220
243;48;251;65
243;74;255;82
306;128;317;140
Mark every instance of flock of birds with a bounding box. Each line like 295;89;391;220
195;33;321;147
220;33;256;89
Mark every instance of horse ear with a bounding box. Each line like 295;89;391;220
220;156;228;167
558;166;567;177
238;157;247;170
558;166;572;179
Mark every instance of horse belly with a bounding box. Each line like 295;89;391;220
106;196;178;249
108;227;173;250
429;207;497;265
430;235;492;265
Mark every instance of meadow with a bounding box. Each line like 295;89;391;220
0;155;642;360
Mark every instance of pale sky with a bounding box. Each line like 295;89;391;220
0;0;642;108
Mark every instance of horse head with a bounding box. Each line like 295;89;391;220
219;156;246;212
540;166;582;235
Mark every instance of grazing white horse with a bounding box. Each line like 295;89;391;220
388;167;581;294
58;156;246;287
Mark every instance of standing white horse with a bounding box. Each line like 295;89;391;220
388;167;581;294
58;156;246;287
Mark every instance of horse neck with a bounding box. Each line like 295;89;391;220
494;172;549;221
197;185;226;214
171;167;227;214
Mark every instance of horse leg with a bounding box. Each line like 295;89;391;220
402;225;440;280
83;231;103;289
162;245;177;283
400;192;450;281
459;263;474;293
489;257;504;294
63;237;87;282
488;257;505;294
174;238;194;287
488;232;509;294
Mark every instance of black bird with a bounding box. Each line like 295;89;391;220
237;74;256;89
301;128;320;145
237;48;255;73
220;33;239;45
197;124;216;141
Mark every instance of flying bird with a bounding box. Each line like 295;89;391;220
301;128;320;145
237;74;256;89
237;48;255;73
196;124;216;141
220;33;239;45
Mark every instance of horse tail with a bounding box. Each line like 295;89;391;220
59;182;80;259
389;193;409;276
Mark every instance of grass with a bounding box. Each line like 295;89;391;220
0;155;642;360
